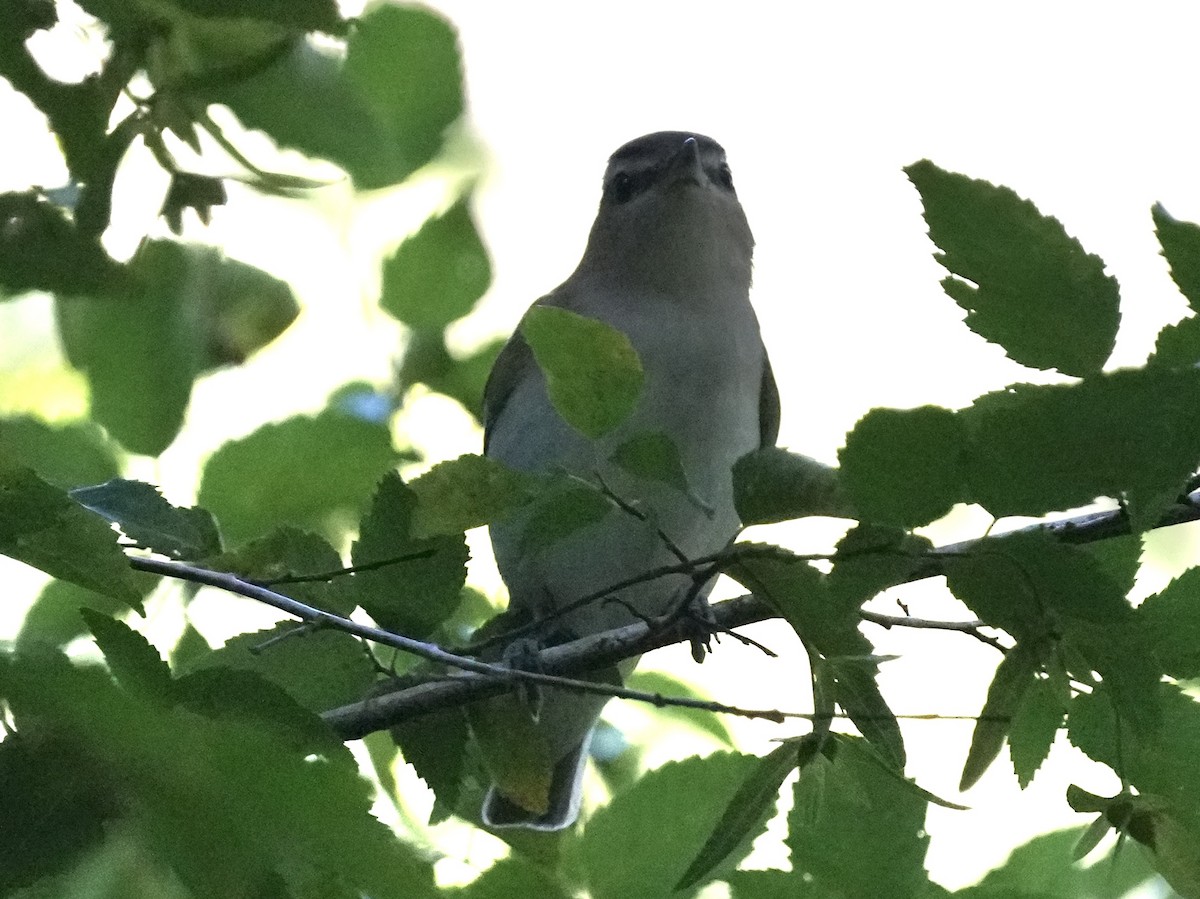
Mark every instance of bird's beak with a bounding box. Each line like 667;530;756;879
664;136;705;187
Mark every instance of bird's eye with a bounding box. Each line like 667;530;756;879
714;163;734;191
610;172;636;204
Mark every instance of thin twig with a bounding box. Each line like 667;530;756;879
859;611;1007;653
254;549;436;587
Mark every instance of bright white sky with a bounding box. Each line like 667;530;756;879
3;2;1199;892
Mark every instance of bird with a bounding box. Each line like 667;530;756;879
477;131;779;830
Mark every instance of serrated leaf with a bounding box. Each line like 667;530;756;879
838;405;967;528
676;741;804;891
961;641;1044;791
205;527;350;613
381;199;491;329
0;416;119;488
198;406;400;544
391;706;470;818
173;666;349;763
1153;203;1200;312
189;623;376;714
0;463;145;610
827;524;933;609
1140;566;1200;679
70;479;221;559
906;159;1119;377
1008;664;1070;788
961;368;1200;531
732;446;851;524
609;432;691;495
827;656;905;769
82;610;174;704
521;306;643;439
787;735;932;897
581;752;761;899
349;472;468;637
407;453;537;537
0;649;440;897
1150;315;1200;368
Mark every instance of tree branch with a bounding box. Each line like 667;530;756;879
132;491;1200;742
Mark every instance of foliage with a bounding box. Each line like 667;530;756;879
1;3;1198;897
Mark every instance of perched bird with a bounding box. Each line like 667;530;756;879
479;131;778;830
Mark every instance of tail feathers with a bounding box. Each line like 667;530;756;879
481;737;590;831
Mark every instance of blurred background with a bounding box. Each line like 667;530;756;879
3;1;1199;892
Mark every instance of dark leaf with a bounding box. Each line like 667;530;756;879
960;640;1045;791
838;405;967;528
82;610;174;705
0;463;144;610
407;453;537;537
70;479;221;559
906;160;1119;377
349;472;468;638
961;368;1200;531
733;446;851;524
1153;202;1200;313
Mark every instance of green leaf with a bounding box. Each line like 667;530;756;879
173;666;349;763
397;330;505;422
0;191;122;295
1140;566;1200;678
838;405;967;528
198;405;400;544
1150;315;1200;368
390;706;470;820
407;453;537;537
0;649;439;898
732;446;850;524
726;548;905;767
57;240;297;456
18;579;135;648
449;857;571;899
1153;202;1200;312
340;4;464;187
609;432;691;495
70;479;221;560
205;527;351;613
521;306;643;439
676;741;805;891
827;524;933;609
1008;662;1069;788
82;610;174;705
963;826;1158;898
170;0;346;33
517;480;613;557
200;7;461;189
0;416;120;488
960;640;1045;791
905;159;1119;377
381;199;491;329
961;367;1200;530
349;472;468;637
787;735;932;897
580;752;761;899
0;463;144;610
188;623;376;714
626;671;735;747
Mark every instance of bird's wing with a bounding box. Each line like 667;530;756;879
758;352;781;448
482;291;570;454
